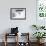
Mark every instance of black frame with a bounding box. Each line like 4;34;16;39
10;8;26;20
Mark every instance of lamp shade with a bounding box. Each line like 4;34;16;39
11;27;18;34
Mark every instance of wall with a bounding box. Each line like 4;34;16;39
0;0;36;42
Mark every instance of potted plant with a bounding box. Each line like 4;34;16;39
32;24;45;30
40;26;45;29
32;25;39;30
33;32;46;43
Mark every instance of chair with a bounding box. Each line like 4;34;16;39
4;33;18;46
18;33;30;46
4;27;19;46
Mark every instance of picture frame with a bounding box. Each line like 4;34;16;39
10;8;26;20
37;0;46;18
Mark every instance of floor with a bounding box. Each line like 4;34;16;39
0;42;46;46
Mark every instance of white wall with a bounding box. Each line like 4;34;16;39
0;0;37;42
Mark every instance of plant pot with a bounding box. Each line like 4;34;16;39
40;38;45;43
37;39;40;43
37;39;45;44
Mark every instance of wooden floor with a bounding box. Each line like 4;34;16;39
0;42;46;46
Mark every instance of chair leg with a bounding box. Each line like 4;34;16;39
4;33;7;46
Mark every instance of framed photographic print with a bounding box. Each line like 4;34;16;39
36;0;46;26
37;0;46;19
10;8;26;20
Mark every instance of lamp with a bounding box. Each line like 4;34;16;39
11;27;18;34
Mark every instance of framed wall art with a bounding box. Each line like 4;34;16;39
37;0;46;18
36;0;46;26
10;8;26;20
